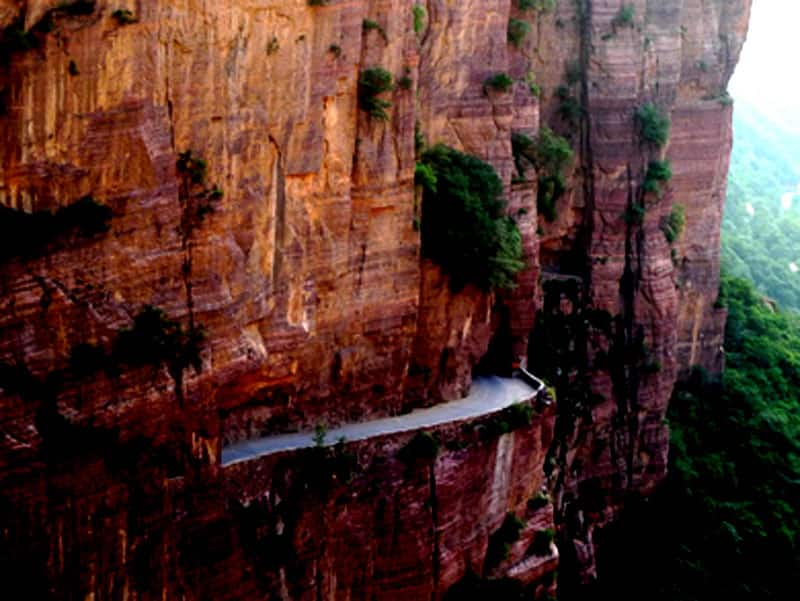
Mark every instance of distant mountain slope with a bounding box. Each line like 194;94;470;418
723;100;800;310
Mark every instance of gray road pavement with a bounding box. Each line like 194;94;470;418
222;376;539;467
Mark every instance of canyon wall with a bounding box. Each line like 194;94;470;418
0;0;750;599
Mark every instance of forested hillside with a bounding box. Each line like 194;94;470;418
722;100;800;310
594;275;800;600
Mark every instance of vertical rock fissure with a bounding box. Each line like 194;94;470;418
428;462;440;601
269;137;286;291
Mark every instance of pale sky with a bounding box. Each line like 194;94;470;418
729;0;800;125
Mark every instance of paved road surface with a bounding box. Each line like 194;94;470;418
222;376;539;467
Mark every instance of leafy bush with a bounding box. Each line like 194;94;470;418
362;19;388;43
113;305;205;373
518;0;557;11
414;162;437;191
512;127;573;221
612;5;635;28
556;85;582;125
529;528;555;556
508;18;531;48
624;204;646;225
485;513;526;570
358;67;394;121
661;204;686;243
399;431;440;465
417;144;524;290
177;150;222;221
412;4;427;34
485;73;514;93
636;103;670;147
112;9;138;25
528;491;551;510
643;159;672;197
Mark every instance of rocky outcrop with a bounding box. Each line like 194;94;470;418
0;0;750;599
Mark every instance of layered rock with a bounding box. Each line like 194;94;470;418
0;0;750;599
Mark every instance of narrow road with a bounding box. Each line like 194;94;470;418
222;376;540;467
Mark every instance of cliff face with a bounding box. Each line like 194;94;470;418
0;0;750;599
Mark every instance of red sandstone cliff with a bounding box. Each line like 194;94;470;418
0;0;751;599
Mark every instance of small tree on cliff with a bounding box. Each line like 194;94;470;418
416;144;525;291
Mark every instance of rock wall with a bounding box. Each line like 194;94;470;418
0;0;750;599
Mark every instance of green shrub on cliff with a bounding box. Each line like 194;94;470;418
661;204;685;243
529;528;555;557
512;127;574;221
113;305;205;374
358;67;394;121
111;9;138;25
508;18;531;48
417;144;524;291
412;4;427;34
485;513;526;570
643;159;672;197
485;73;515;93
518;0;557;12
636;103;671;147
612;5;635;29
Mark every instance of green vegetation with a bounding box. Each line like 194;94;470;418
643;159;672;197
596;275;800;601
636;103;671;147
485;73;514;93
612;5;635;29
524;71;541;97
312;423;328;447
485;513;526;570
414;161;437;191
623;203;646;225
721;100;800;311
528;491;551;510
508;18;531;48
518;0;557;12
398;431;440;465
412;4;427;35
177;150;222;221
512;127;574;221
113;305;205;374
0;195;112;261
478;402;535;440
398;67;413;90
111;9;138;25
661;204;685;243
529;528;555;557
358;67;394;121
417;144;524;290
362;19;388;43
556;84;582;126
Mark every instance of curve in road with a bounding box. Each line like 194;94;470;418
222;376;539;467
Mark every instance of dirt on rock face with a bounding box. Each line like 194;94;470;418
0;0;750;599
